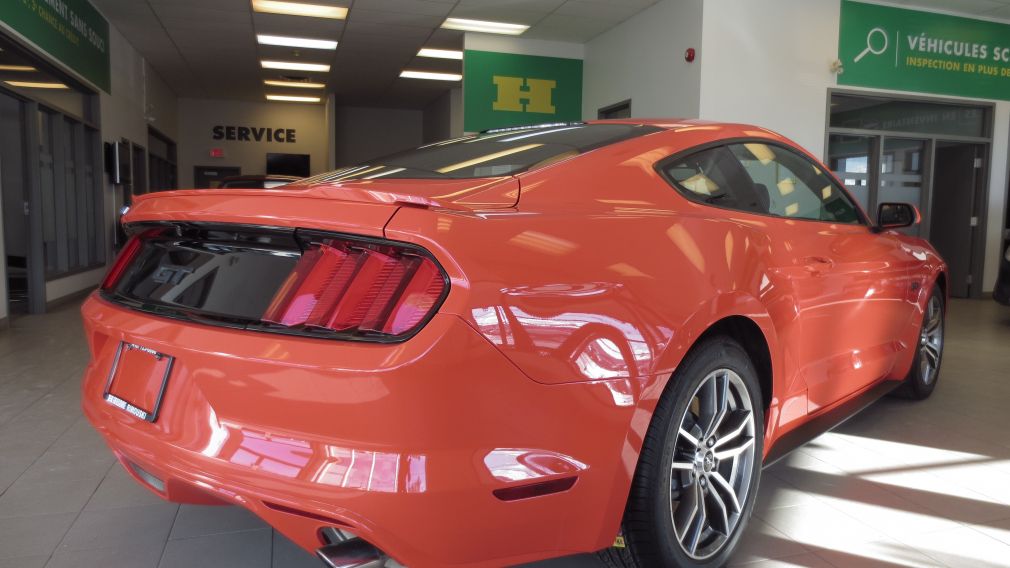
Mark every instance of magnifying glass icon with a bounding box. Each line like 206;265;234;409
855;27;888;62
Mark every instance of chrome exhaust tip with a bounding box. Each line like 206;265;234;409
316;535;387;568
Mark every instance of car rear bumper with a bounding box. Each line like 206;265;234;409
80;294;641;567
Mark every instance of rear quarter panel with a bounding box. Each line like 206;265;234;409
384;128;806;451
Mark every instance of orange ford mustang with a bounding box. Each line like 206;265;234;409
81;120;947;568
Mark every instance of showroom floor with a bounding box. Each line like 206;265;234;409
0;299;1009;568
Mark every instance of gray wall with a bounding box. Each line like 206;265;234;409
422;88;462;143
334;106;424;167
178;98;330;187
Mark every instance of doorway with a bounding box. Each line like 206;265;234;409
0;92;32;317
931;142;985;298
598;99;632;119
826;92;993;297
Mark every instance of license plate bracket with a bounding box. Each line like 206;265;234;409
103;341;174;423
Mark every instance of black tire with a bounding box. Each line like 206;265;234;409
892;286;945;400
599;336;764;568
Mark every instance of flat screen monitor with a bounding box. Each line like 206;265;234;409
267;153;310;177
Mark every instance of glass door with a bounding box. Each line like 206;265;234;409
827;134;875;212
879;137;929;237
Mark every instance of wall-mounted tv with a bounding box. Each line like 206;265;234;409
266;153;310;177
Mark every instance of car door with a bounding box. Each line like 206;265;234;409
725;142;916;412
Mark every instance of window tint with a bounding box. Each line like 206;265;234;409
660;146;768;214
727;143;862;223
294;123;661;182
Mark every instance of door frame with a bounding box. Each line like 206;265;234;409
824;88;995;298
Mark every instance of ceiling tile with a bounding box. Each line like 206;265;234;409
348;9;445;27
352;0;455;16
93;0;655;105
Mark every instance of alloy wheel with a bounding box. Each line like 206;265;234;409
919;295;944;385
669;368;757;560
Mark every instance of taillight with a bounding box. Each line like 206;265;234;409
100;235;144;290
263;236;447;338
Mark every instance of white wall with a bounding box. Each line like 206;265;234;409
583;0;704;120
177;98;329;187
697;0;1008;293
698;0;839;157
333;106;423;167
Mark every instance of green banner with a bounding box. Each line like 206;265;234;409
0;0;111;93
463;50;582;132
839;0;1010;101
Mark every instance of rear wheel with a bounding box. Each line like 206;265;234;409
893;287;945;400
600;337;763;568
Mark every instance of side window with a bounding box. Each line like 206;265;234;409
727;143;863;224
660;146;769;215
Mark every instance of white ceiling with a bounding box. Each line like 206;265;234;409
90;0;1010;109
90;0;660;108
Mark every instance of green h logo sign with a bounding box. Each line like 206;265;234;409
491;76;557;114
464;50;582;132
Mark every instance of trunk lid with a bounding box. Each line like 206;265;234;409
125;177;519;236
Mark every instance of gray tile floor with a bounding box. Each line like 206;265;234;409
1;298;1009;567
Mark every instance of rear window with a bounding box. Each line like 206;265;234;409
295;123;661;182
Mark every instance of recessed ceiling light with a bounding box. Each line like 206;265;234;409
264;79;326;89
441;18;528;35
0;64;37;72
266;94;321;102
261;60;331;72
400;70;462;81
5;80;68;89
417;48;463;60
257;34;337;50
251;0;347;19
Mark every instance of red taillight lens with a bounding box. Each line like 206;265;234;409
100;235;145;290
263;238;446;338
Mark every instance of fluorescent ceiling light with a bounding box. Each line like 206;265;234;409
417;48;463;60
257;34;337;50
264;79;326;89
266;94;321;102
5;80;68;89
261;60;330;72
441;17;528;35
0;64;36;72
252;0;347;19
400;70;462;81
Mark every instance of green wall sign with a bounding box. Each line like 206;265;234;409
0;0;111;93
463;50;582;132
839;0;1010;101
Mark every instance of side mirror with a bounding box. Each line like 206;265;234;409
876;202;919;231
